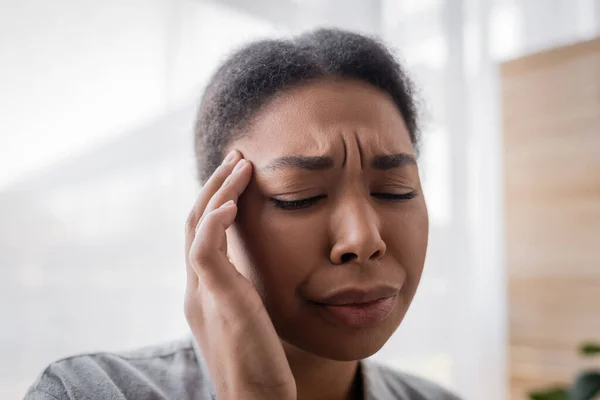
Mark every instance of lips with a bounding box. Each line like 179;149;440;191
314;285;400;306
309;285;400;328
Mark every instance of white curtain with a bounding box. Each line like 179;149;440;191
2;0;598;398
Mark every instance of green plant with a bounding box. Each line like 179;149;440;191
529;341;600;400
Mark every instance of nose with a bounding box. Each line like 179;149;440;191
329;196;387;265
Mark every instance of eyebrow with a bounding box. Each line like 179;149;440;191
259;153;416;172
259;156;334;172
371;153;417;170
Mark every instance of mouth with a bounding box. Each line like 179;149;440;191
316;285;400;305
315;296;397;328
310;286;400;328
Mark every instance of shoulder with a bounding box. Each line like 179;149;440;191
362;359;462;400
24;337;214;400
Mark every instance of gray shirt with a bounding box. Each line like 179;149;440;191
24;337;461;400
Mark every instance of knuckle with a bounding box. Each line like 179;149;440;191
190;239;216;266
191;247;212;266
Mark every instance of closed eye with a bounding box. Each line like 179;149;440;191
270;192;416;210
371;192;417;201
270;195;326;210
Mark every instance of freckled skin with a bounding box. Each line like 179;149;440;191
225;79;429;362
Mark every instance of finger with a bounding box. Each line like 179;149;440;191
186;159;251;287
201;158;252;220
184;150;240;286
185;150;240;237
189;199;239;288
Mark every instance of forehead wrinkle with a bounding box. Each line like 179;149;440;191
354;124;411;158
341;136;347;167
354;131;364;169
235;80;414;166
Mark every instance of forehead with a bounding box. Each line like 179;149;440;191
232;79;414;158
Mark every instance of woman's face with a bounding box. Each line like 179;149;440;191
225;79;429;361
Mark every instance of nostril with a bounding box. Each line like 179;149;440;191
370;250;382;260
340;253;357;264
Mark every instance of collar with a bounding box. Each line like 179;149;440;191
189;335;394;400
361;358;396;400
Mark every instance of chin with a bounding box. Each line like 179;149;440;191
310;334;392;361
281;322;400;361
274;303;406;362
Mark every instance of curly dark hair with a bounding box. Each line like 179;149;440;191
194;28;420;184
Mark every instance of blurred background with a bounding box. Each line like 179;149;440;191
1;0;599;399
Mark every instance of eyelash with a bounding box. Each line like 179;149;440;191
270;192;417;210
270;195;326;210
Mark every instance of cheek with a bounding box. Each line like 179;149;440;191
384;199;429;280
231;198;326;299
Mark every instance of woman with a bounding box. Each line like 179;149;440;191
26;29;461;400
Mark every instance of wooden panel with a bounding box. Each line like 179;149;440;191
502;37;600;399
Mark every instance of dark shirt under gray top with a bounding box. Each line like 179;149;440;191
24;336;462;399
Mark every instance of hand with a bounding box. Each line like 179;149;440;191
184;151;296;400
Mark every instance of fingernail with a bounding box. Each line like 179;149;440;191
223;150;237;164
233;159;247;172
221;200;235;208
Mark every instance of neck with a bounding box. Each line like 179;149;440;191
282;340;363;400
